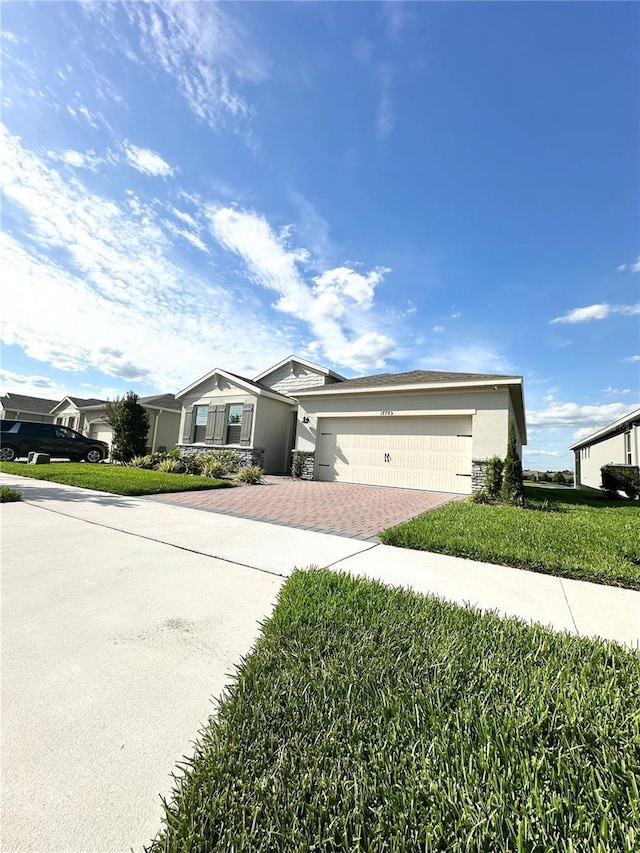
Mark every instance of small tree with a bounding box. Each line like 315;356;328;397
484;455;504;500
501;419;524;506
551;470;566;485
106;391;150;462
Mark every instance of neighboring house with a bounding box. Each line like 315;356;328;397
177;356;344;474
0;393;59;423
177;357;526;493
570;408;640;491
49;394;181;454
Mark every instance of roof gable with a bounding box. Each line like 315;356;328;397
254;355;345;385
50;395;107;414
176;368;293;404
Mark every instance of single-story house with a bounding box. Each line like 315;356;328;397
50;394;181;454
176;356;344;474
177;357;526;493
570;407;640;491
0;393;59;423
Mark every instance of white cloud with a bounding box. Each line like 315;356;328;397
617;257;640;272
377;64;395;137
163;219;209;252
207;205;395;370
623;355;640;363
603;387;632;395
432;325;444;333
550;303;640;324
123;143;174;177
47;148;115;172
525;449;567;457
0;368;60;394
420;345;512;374
120;2;265;133
0;126;298;390
528;401;640;429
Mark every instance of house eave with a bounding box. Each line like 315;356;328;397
569;408;640;451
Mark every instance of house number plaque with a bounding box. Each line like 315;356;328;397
380;410;394;416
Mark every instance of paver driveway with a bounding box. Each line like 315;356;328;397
153;476;458;539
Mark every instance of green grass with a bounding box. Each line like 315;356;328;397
0;461;234;496
379;486;640;590
149;570;640;852
0;485;22;502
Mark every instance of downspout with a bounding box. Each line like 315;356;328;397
151;410;161;452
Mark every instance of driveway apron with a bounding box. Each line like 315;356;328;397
153;476;458;539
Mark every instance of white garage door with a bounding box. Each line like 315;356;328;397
316;416;473;493
89;423;112;449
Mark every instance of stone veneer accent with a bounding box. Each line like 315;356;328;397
471;458;488;492
179;445;265;469
291;450;315;480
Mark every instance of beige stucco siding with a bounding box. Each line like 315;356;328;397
297;387;514;463
146;409;180;451
52;402;85;431
178;382;256;445
253;396;296;473
576;427;638;490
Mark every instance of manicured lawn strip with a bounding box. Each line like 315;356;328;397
149;570;640;852
380;486;640;590
0;486;22;502
0;462;233;496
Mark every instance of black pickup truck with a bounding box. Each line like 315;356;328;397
0;420;109;463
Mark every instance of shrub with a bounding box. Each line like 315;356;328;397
235;465;264;485
210;449;242;473
601;465;640;500
484;455;504;499
551;470;566;485
129;454;155;469
466;489;493;504
0;486;22;503
200;458;231;479
501;420;524;506
180;454;203;475
291;450;306;479
156;458;185;474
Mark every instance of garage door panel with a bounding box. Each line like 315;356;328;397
317;416;472;493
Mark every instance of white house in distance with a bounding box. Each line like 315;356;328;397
50;394;181;454
570;407;640;491
177;356;526;494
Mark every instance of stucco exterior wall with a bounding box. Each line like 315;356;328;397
178;380;254;444
253;395;296;473
147;409;180;451
52;403;85;432
0;409;55;423
576;428;637;490
296;387;515;464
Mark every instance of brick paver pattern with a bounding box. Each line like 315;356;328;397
152;476;458;540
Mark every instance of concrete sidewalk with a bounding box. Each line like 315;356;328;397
1;474;639;852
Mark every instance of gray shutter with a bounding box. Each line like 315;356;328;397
204;404;216;444
182;408;194;443
213;405;226;444
239;403;254;446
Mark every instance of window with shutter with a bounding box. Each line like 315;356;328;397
226;403;243;444
193;406;208;442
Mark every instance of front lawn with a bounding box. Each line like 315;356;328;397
0;461;234;496
149;570;640;852
379;486;640;590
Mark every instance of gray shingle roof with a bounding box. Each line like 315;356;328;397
299;369;521;393
140;393;181;411
0;393;60;414
67;397;108;408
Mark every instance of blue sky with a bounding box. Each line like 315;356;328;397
1;1;638;469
